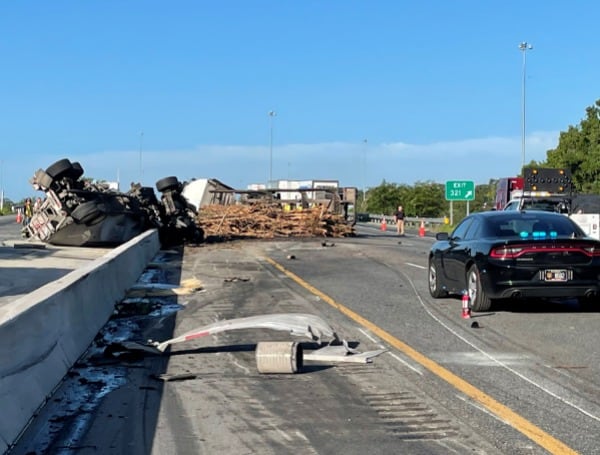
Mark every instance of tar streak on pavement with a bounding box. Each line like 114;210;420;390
13;251;183;454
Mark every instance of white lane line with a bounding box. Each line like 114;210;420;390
358;327;423;375
406;262;426;269
358;328;379;344
388;352;424;375
400;268;600;423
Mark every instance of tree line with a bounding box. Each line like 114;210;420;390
361;99;600;222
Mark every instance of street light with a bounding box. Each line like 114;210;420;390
139;131;144;182
268;110;276;185
362;139;368;209
519;41;533;174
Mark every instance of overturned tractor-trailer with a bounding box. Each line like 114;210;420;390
23;158;204;247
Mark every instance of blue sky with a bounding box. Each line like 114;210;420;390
0;1;598;201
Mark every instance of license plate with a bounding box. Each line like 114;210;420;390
543;269;568;282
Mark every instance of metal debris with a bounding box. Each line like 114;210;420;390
112;313;387;373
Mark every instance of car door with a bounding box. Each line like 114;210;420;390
441;217;477;290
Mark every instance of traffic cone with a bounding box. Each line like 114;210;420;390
461;290;471;319
16;209;22;224
380;216;387;231
419;220;425;237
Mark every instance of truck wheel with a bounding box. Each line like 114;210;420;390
156;176;180;193
46;159;73;179
71;201;104;224
68;162;84;180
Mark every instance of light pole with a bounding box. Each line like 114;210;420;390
139;131;144;182
362;139;367;209
268;110;276;186
519;41;533;174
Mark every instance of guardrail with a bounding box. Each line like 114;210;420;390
364;214;447;229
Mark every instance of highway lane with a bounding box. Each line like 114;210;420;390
0;215;24;242
269;225;600;453
9;224;600;454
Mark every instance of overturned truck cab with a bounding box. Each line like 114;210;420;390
23;158;204;247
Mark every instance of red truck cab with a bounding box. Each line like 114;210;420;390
495;177;524;210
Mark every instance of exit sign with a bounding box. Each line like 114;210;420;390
445;180;475;201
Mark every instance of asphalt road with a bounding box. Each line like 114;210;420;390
8;223;600;454
0;215;23;242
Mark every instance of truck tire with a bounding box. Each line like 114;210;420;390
71;201;104;224
156;176;180;193
68;162;84;180
46;159;73;179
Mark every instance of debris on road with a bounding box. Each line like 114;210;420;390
125;277;203;297
197;202;355;240
111;313;387;374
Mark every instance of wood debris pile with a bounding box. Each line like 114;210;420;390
197;202;355;239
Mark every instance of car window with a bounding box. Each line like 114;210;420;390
492;222;518;237
463;218;482;240
503;200;519;211
451;218;474;240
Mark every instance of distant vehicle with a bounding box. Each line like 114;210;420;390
24;158;204;247
497;168;600;240
428;210;600;312
497;168;574;212
494;176;524;210
502;195;571;213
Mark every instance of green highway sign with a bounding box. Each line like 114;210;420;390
445;180;475;201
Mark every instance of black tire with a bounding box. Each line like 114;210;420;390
467;264;493;312
71;201;104;224
46;159;73;179
68;162;84;180
156;176;180;193
428;258;447;298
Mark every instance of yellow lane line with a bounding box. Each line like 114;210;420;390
264;256;578;455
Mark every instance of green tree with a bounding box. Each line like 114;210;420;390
410;181;445;217
365;180;404;215
0;198;14;215
544;99;600;193
473;182;495;212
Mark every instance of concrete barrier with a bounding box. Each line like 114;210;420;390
0;229;161;452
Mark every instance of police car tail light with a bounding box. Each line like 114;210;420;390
490;246;524;259
582;246;600;257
